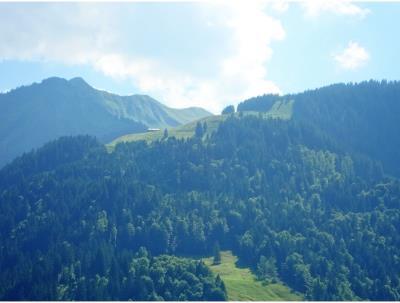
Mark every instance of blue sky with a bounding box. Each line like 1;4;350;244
0;1;399;113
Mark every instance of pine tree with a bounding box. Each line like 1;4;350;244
213;242;221;265
163;128;168;139
215;274;226;293
203;122;208;134
221;105;235;115
195;122;204;138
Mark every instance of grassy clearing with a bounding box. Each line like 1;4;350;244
107;99;294;150
107;114;226;148
266;99;294;120
203;251;302;301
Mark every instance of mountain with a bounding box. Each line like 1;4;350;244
1;80;400;301
112;80;400;177
0;77;211;166
237;80;400;177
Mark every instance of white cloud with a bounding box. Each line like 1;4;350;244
333;41;370;70
96;1;286;113
302;0;370;18
0;3;118;63
216;1;284;99
270;1;289;13
0;2;285;113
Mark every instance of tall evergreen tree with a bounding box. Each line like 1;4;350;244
195;122;204;138
213;242;221;265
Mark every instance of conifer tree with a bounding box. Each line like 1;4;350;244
213;242;221;265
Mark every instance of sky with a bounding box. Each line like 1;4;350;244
0;1;399;113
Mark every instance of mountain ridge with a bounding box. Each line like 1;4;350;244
0;76;211;166
112;80;400;178
238;80;400;177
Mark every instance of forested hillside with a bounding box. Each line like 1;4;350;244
238;80;400;177
0;77;210;167
1;111;399;300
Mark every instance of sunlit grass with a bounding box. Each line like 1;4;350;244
107;99;294;150
202;251;302;301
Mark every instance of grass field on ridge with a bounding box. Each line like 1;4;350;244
107;99;294;150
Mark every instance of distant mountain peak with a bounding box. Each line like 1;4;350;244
40;76;69;85
0;76;212;166
69;77;89;87
38;77;90;90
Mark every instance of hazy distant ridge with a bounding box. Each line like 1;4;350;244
0;77;211;166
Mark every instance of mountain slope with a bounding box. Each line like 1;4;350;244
98;90;210;129
202;251;302;301
290;81;400;177
236;80;400;177
1;115;399;300
110;80;400;178
0;77;211;166
108;100;294;148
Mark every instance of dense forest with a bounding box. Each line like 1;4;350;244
1;81;400;300
238;80;400;177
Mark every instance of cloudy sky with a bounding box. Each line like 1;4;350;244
0;1;399;113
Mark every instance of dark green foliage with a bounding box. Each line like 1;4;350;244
0;109;400;300
203;122;208;134
238;80;400;177
213;242;221;265
195;121;204;138
221;105;235;115
120;250;226;301
257;256;278;282
163;128;169;139
237;94;280;112
292;81;400;178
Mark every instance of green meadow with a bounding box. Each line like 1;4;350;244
107;99;294;149
203;251;302;301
